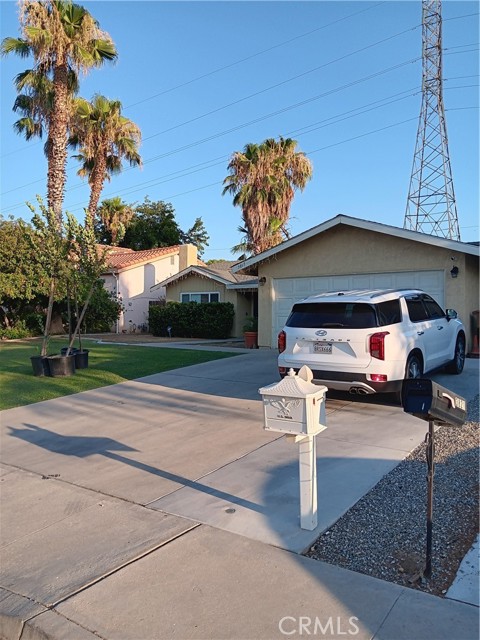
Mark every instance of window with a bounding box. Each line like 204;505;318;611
376;300;402;326
422;295;445;319
181;292;220;303
406;296;428;322
286;303;378;329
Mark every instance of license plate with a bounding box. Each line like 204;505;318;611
314;342;332;354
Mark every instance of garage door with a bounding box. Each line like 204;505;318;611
271;270;444;347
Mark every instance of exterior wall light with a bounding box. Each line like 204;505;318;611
259;277;267;285
450;266;459;278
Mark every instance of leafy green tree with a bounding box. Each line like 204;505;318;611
65;213;108;353
0;215;42;303
180;217;209;257
223;137;312;255
2;0;117;223
69;95;141;230
121;198;182;250
26;197;71;354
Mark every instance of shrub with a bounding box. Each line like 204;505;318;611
149;301;234;339
24;312;45;335
83;285;123;332
0;320;32;340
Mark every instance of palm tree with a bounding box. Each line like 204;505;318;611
222;137;312;255
2;0;117;224
12;66;79;163
97;197;135;246
69;94;141;230
231;218;289;260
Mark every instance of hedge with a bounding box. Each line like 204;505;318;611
149;301;234;339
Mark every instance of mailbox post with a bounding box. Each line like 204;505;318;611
402;378;466;578
259;366;327;530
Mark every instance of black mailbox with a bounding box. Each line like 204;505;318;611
402;379;466;426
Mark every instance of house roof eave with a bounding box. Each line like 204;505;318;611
152;266;232;291
230;215;480;274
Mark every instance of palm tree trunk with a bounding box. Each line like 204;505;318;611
86;156;107;232
48;61;69;225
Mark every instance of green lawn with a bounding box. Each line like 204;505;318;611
0;339;238;410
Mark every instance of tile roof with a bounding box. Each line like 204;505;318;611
101;245;182;271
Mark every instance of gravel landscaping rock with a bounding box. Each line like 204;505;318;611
307;395;479;597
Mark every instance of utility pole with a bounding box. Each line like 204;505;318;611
404;0;460;240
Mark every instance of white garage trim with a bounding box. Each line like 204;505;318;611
271;270;444;348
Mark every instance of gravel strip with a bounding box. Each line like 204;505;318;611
307;395;479;597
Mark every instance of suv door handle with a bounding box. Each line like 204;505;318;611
437;326;444;330
417;331;424;335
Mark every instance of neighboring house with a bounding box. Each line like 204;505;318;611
231;214;480;349
153;261;258;337
101;244;198;332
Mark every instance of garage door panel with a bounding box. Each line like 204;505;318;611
274;279;295;295
330;275;352;290
371;274;396;288
271;270;444;347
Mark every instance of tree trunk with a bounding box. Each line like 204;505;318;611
86;155;107;232
67;284;95;354
48;61;69;225
41;277;56;357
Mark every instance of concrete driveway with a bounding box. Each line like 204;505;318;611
1;350;478;639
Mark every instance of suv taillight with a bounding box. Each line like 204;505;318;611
370;332;389;360
278;330;286;353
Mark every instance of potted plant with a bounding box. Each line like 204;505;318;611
30;345;51;377
243;316;258;349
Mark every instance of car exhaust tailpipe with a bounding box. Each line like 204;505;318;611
349;386;371;395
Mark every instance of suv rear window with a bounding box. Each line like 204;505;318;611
286;300;401;329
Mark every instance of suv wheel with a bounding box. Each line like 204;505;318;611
393;353;423;405
405;353;423;380
445;334;465;375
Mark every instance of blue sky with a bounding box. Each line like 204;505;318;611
1;0;478;260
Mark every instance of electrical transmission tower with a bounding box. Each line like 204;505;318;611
404;0;460;240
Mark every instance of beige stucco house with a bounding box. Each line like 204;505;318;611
101;244;198;333
231;215;480;350
153;261;258;338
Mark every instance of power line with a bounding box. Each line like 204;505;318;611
45;105;480;215
142;24;422;143
3;81;476;213
58;89;424;210
1;7;476;160
0;1;388;160
2;57;422;202
126;1;388;110
3;36;475;201
4;105;476;217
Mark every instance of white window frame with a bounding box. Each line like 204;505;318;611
180;292;220;303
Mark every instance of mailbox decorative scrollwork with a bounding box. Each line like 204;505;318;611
268;397;301;419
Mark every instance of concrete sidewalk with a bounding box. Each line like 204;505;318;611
1;351;478;640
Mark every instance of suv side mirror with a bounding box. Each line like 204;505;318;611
446;309;458;321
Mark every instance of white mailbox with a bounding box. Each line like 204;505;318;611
258;366;327;436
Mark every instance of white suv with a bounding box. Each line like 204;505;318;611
277;289;466;397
